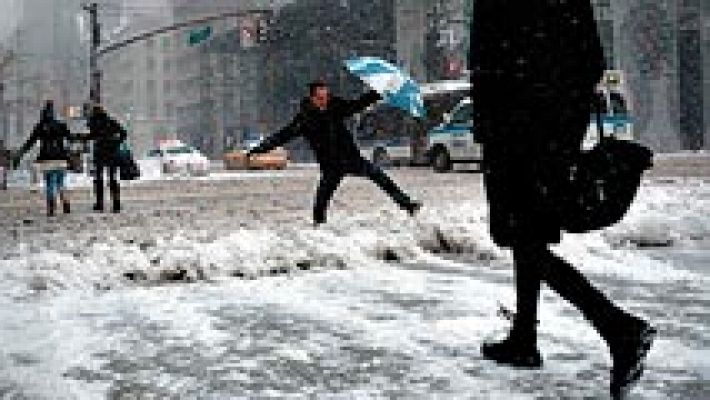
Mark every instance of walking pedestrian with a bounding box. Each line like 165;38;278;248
472;2;655;399
248;81;421;225
13;100;74;217
83;105;127;213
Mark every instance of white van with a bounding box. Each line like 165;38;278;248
426;70;634;173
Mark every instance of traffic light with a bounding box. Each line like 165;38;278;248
256;16;274;43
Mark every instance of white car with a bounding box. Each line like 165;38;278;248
427;97;478;172
146;141;210;176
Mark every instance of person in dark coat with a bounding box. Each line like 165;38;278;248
472;1;655;398
248;81;421;225
14;100;74;216
84;105;127;213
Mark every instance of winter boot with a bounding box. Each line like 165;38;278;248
481;317;542;368
112;198;121;213
93;182;104;212
62;201;71;214
406;200;423;217
47;199;56;217
110;182;121;213
609;319;656;400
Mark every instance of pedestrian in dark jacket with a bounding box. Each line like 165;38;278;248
14;100;74;216
84;105;127;213
248;81;421;225
472;1;655;399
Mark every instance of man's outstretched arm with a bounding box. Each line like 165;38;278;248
248;114;304;155
338;90;382;118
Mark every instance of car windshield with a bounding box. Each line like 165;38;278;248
165;146;194;155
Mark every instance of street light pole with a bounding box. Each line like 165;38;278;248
84;2;101;106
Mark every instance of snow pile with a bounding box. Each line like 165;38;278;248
2;178;708;294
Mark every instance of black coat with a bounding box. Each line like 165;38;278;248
471;0;605;247
250;91;381;172
86;113;127;165
18;118;73;162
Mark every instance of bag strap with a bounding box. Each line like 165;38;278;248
595;94;606;141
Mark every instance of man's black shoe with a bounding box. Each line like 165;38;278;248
610;324;656;400
481;337;543;368
93;203;104;212
407;201;422;217
62;201;70;214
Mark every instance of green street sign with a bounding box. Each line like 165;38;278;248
188;26;212;46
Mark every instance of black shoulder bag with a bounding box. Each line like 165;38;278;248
559;101;653;233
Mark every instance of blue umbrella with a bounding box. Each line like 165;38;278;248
344;57;426;119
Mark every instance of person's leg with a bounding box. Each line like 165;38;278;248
481;242;544;367
358;160;419;214
313;172;342;225
57;170;70;214
93;163;104;211
533;245;656;399
44;171;57;217
108;165;120;213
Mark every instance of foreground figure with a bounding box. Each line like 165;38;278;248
14;101;74;217
249;81;421;225
472;2;655;399
85;106;127;213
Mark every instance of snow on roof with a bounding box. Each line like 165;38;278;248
420;79;472;96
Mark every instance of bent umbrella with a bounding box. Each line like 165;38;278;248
344;57;426;119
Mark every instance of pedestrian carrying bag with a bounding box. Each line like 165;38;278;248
117;141;140;181
558;109;653;233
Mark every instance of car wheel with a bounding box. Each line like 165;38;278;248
432;148;452;173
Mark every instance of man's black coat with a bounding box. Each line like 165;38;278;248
249;91;381;172
86;111;127;166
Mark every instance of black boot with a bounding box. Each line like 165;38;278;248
94;182;104;212
406;200;423;217
110;182;121;213
609;318;656;400
112;198;121;213
62;201;70;214
47;199;55;217
481;316;542;368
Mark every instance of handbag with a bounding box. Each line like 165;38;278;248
117;141;140;181
558;107;653;233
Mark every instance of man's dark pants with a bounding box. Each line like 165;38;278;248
314;160;412;224
93;161;120;211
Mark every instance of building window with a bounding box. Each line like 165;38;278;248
165;102;174;118
161;36;171;51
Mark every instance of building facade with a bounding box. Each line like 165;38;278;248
1;0;87;150
100;1;177;159
591;0;710;152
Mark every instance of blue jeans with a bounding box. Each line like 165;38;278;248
44;169;66;202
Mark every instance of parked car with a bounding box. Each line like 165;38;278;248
426;97;477;173
146;140;210;175
223;138;288;170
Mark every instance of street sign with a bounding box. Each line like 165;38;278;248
187;26;212;46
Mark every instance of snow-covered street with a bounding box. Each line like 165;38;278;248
1;169;709;399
